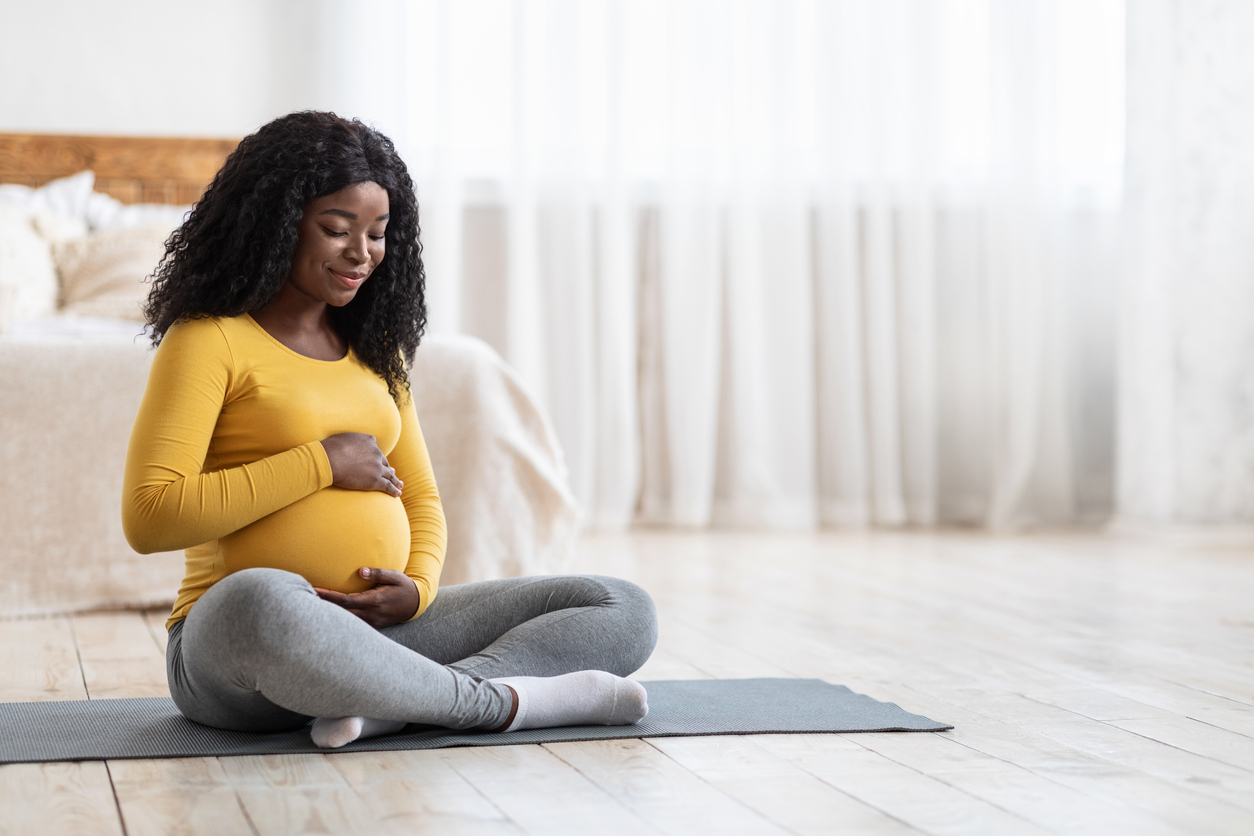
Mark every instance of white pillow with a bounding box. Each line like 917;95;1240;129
86;191;192;231
30;212;89;243
0;171;98;223
0;170;192;232
0;204;60;327
54;223;173;321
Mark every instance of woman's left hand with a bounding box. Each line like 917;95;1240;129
313;567;420;627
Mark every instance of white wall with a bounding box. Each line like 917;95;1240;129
0;0;323;137
1120;0;1254;526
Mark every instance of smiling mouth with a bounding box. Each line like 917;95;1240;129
331;269;367;288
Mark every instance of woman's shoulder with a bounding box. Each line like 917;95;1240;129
165;314;253;343
159;315;257;364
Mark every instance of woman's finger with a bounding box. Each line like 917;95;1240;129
377;465;400;495
315;589;351;606
337;593;378;610
359;566;410;586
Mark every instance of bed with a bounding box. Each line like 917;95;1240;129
0;133;577;618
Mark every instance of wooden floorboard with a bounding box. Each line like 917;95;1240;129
848;726;1180;835
330;750;523;835
0;617;88;702
645;735;916;835
543;738;789;835
71;611;169;700
889;688;1254;835
2;530;1253;834
753;734;1050;836
0;761;124;836
109;757;257;836
433;744;658;835
219;753;390;836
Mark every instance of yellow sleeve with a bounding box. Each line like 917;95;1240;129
122;319;333;554
388;389;447;619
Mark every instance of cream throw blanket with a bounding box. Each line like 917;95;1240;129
410;334;578;586
0;330;578;616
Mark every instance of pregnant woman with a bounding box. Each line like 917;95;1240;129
122;111;656;748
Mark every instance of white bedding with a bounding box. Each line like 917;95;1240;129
2;314;148;341
0;170;190;232
0;171;188;333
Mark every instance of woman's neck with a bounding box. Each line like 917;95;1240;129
251;282;348;361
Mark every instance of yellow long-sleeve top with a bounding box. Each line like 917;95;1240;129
122;314;446;630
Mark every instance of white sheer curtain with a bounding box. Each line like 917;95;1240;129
313;0;1124;530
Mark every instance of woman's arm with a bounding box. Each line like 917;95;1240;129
390;390;448;619
121;319;333;554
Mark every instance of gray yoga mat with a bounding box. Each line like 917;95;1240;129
0;678;951;764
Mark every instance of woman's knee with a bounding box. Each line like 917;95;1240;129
209;568;311;609
187;568;315;644
594;576;659;674
179;569;326;698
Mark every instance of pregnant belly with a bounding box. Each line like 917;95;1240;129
220;488;411;593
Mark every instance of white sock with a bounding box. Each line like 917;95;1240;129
310;716;407;749
490;670;648;733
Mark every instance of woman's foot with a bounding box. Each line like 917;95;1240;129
310;716;406;749
489;670;648;732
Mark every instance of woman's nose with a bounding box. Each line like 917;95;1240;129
344;235;368;263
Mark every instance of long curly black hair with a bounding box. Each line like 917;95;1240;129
144;111;425;401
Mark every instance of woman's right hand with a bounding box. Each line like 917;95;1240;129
319;433;403;497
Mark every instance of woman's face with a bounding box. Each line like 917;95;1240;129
288;181;390;307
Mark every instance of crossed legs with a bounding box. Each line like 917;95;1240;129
167;568;658;741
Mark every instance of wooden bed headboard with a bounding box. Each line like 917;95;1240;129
0;133;238;205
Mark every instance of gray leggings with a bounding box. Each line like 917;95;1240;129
167;568;658;733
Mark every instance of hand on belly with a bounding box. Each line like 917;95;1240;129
313;566;421;627
219;487;411;592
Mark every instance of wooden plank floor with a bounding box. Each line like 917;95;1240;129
2;530;1253;835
